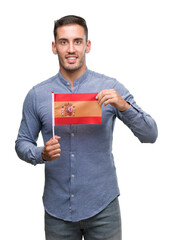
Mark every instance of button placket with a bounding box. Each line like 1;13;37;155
69;125;77;216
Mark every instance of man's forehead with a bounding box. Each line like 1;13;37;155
56;24;85;39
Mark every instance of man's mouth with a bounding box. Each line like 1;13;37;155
66;55;78;63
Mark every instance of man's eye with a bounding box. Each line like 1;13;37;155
61;41;67;45
75;40;81;45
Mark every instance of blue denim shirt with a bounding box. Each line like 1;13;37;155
15;69;158;222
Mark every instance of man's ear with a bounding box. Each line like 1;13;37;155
52;42;57;55
85;40;91;53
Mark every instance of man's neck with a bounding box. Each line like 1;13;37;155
60;65;86;88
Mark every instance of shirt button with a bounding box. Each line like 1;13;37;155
71;154;75;158
71;133;75;137
67;82;70;86
71;194;74;198
71;174;75;178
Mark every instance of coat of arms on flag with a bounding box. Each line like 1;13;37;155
52;92;102;125
61;103;75;117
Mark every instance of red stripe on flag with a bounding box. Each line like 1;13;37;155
54;93;98;102
54;117;102;125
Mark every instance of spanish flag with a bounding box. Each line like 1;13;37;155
53;93;102;125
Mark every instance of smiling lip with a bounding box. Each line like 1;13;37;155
66;56;78;63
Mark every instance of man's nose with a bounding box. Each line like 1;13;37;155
68;42;75;53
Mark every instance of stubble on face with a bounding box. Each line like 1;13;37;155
58;52;86;73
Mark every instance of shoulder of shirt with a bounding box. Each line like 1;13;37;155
89;70;119;86
89;70;129;95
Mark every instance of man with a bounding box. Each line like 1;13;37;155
15;15;158;240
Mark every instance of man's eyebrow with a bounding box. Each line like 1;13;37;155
57;38;68;42
57;37;84;42
74;38;83;41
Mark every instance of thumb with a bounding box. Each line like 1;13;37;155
54;135;61;140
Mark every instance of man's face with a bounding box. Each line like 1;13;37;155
52;24;91;73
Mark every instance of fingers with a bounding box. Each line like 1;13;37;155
45;143;61;155
96;89;116;106
97;94;115;106
96;89;130;111
42;136;62;161
45;137;60;147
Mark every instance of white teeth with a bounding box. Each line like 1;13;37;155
68;57;76;60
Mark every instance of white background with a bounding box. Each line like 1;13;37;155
0;0;173;239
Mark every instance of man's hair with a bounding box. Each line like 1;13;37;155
54;15;88;41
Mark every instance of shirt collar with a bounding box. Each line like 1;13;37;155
58;68;89;87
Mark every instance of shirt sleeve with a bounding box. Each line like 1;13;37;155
113;81;158;143
15;87;45;165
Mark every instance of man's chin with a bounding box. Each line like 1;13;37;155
62;64;82;72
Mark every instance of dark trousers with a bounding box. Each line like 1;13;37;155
45;197;122;240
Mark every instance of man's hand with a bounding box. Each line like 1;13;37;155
96;89;130;112
42;136;61;161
